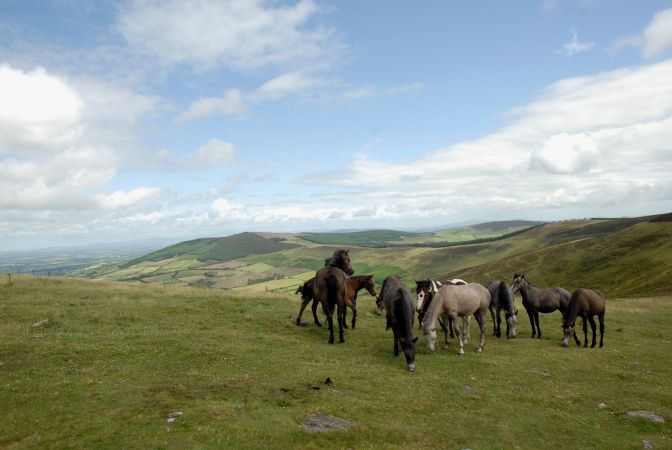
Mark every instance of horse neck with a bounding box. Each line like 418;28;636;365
422;291;443;331
500;283;515;313
564;295;581;325
519;282;535;301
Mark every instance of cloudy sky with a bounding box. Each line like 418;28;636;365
1;1;672;250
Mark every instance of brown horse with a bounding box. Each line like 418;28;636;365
313;249;355;344
295;275;377;328
511;273;570;339
562;288;606;348
377;275;417;371
422;283;490;355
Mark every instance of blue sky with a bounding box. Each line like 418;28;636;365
1;0;672;250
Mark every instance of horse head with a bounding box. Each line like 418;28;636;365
561;318;575;347
329;248;354;275
505;311;518;339
511;272;526;294
423;326;437;353
415;279;430;313
364;275;378;298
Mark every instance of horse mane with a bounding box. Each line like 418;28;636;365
498;281;515;313
423;286;444;331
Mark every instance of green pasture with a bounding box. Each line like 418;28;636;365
1;276;670;449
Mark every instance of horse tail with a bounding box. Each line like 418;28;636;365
326;275;339;311
393;287;413;341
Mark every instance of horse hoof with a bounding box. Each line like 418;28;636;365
458;350;465;356
443;344;449;350
339;339;345;344
475;348;482;353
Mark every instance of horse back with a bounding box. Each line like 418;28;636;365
439;283;490;316
573;288;605;315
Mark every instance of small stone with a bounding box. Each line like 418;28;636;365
627;411;664;423
598;403;607;409
464;385;475;396
643;439;653;449
165;412;183;423
302;414;354;432
527;368;551;377
31;319;49;328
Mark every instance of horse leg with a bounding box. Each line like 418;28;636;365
448;316;455;338
588;315;597;348
351;303;357;329
441;315;450;349
598;312;605;348
392;326;400;357
322;301;334;344
337;297;345;344
526;309;536;338
489;304;497;336
311;298;322;327
462;316;471;344
418;311;425;330
296;297;311;326
495;307;502;338
582;316;589;347
474;311;486;353
342;305;348;329
534;311;541;339
453;317;465;355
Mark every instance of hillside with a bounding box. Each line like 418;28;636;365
72;214;672;298
2;276;670;448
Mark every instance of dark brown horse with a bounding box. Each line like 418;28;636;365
562;288;606;348
295;275;377;329
511;273;570;339
377;275;417;371
313;249;355;344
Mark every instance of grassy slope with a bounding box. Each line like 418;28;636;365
1;276;670;449
445;222;672;297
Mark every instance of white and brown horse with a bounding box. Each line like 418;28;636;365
422;282;490;355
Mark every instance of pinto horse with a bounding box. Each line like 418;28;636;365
313;249;355;344
422;282;490;355
562;288;606;348
486;280;517;339
511;273;570;339
295;275;377;329
377;276;417;371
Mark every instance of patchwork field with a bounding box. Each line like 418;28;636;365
1;276;670;448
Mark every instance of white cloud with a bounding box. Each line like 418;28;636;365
611;8;672;59
0;65;83;152
297;59;672;223
96;187;163;210
558;30;594;57
118;0;342;72
530;133;600;174
176;89;245;122
181;139;236;169
642;8;672;59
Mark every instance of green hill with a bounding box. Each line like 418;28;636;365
75;214;672;298
443;220;672;297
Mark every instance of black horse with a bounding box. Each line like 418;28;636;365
377;275;417;371
313;249;355;344
486;280;517;339
511;273;570;339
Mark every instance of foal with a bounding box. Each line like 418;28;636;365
511;273;570;339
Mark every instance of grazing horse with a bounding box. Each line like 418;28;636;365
377;276;417;371
295;275;377;329
487;280;517;339
415;278;468;343
511;273;570;339
313;249;355;344
562;288;606;348
422;283;490;355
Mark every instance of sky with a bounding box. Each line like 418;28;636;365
1;0;672;251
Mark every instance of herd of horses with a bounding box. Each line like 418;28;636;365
295;249;607;371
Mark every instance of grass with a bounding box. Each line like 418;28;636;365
1;276;670;449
